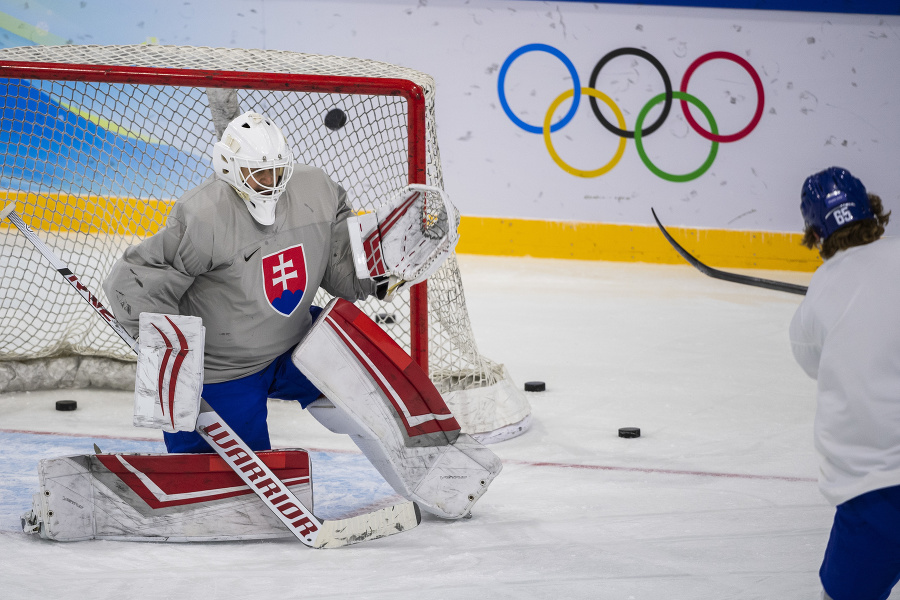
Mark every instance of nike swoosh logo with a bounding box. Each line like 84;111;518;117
244;247;260;262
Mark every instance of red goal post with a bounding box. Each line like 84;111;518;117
0;45;530;441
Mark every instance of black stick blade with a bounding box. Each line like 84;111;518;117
651;208;808;296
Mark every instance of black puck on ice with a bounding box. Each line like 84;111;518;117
324;108;347;131
55;400;77;411
618;427;640;438
524;381;545;392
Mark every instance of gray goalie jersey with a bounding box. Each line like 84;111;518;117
103;164;376;383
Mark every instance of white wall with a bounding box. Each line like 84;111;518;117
5;0;899;232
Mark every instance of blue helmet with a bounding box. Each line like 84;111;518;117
800;167;873;241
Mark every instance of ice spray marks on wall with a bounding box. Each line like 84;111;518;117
498;44;764;182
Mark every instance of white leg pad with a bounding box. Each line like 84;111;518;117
21;450;313;542
295;299;502;519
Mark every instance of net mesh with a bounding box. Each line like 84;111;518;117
0;44;510;396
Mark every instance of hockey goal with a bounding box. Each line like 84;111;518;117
0;44;530;440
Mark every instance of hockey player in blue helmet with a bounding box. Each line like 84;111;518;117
790;167;900;600
799;166;888;258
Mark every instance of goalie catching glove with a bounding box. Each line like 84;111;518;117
348;184;460;301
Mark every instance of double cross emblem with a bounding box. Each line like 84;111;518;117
261;243;307;317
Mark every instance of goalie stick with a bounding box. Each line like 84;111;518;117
651;208;808;296
1;202;421;548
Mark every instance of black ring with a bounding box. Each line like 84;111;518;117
588;48;673;139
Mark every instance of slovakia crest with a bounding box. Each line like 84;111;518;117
262;243;307;317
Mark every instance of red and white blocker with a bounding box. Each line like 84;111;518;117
134;312;205;433
292;298;502;519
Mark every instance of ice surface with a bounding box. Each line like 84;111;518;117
0;255;884;599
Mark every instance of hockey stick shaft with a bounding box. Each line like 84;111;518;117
1;204;140;353
2;203;419;547
651;208;808;296
196;402;420;548
194;400;324;544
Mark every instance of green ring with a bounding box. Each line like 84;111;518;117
634;91;719;183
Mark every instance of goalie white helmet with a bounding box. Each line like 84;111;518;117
212;111;295;225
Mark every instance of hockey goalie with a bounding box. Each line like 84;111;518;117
18;109;501;544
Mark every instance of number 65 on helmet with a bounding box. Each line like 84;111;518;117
800;166;873;242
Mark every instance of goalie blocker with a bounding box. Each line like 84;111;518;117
134;312;205;433
293;298;502;519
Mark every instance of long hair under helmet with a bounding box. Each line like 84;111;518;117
212;111;295;225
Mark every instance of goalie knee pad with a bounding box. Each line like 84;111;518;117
293;298;502;519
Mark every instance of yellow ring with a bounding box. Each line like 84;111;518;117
543;88;627;178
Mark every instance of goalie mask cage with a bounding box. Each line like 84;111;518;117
0;45;530;439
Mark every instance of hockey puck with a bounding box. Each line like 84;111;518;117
618;427;640;438
324;108;347;131
55;400;77;411
524;381;545;392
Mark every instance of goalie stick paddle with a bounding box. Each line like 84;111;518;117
651;208;808;296
2;202;421;548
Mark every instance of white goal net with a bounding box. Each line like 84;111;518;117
0;44;530;440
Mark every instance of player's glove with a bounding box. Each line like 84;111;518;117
348;184;459;300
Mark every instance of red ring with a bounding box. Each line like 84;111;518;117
679;51;764;143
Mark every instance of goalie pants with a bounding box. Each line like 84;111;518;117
164;306;323;454
820;484;900;600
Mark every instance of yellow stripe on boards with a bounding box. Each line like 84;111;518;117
0;191;173;236
456;216;822;273
0;191;821;272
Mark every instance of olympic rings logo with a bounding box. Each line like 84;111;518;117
497;44;765;182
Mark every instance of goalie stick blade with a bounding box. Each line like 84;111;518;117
651;208;808;296
314;502;421;549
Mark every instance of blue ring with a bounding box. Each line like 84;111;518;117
498;44;581;134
